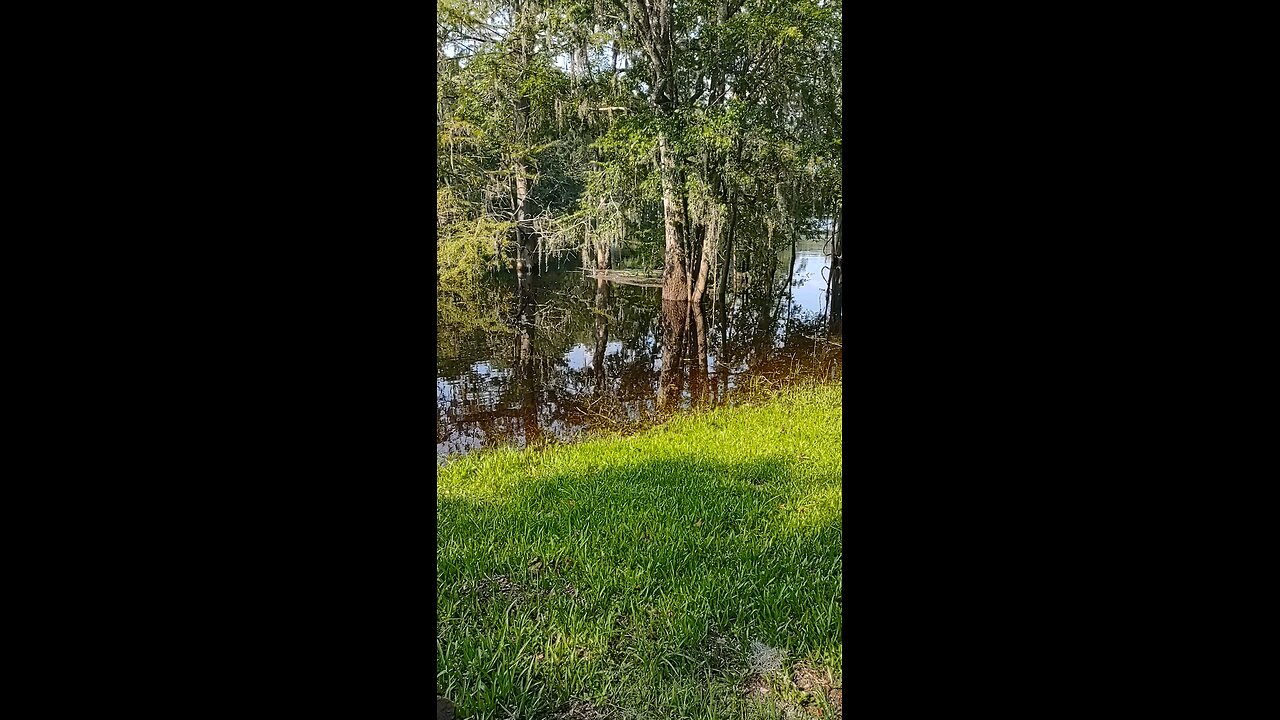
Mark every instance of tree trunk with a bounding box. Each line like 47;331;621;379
717;191;737;307
658;131;690;302
788;232;797;288
575;41;590;81
690;209;715;303
827;201;842;336
690;233;713;304
765;221;777;291
597;237;610;270
624;0;689;302
710;1;729;106
682;189;695;295
832;200;842;276
717;300;730;399
512;0;537;276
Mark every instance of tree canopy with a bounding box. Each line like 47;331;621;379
438;0;842;303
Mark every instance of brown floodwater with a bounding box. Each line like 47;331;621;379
436;238;842;463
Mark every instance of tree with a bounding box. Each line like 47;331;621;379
437;0;842;309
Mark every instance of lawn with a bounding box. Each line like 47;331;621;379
436;382;843;718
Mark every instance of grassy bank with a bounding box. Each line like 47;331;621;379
437;382;843;719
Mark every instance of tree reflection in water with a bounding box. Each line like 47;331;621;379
436;246;842;463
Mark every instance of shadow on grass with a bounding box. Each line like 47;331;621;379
436;454;842;719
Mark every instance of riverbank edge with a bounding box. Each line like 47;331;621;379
437;374;843;470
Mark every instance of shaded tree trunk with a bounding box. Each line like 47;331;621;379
689;302;708;406
597;237;610;270
780;231;796;335
691;214;715;304
657;299;689;409
827;201;842;336
717;189;737;307
717;300;730;400
512;0;538;276
658;131;690;301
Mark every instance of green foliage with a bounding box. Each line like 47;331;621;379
438;0;842;285
438;187;511;286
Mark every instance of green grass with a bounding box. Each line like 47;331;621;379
437;382;842;718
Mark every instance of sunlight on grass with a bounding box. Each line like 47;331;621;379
437;381;842;719
776;482;843;536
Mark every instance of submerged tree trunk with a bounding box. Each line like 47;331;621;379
515;272;540;443
781;231;797;335
764;221;778;291
593;276;609;394
717;300;730;400
827;201;843;336
657;299;689;409
689;302;708;406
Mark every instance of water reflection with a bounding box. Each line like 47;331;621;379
593;277;608;395
436;239;842;463
515;271;538;445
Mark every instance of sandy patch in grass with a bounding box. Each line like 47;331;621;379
741;653;842;719
792;663;842;718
